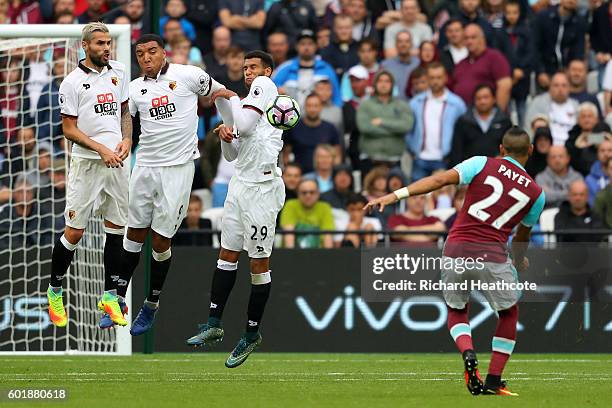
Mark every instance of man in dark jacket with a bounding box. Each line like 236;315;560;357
320;13;360;81
555;180;606;243
321;164;354;209
448;84;512;167
533;0;587;89
264;0;317;46
183;0;219;54
589;1;612;83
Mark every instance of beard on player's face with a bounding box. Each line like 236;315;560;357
89;51;108;68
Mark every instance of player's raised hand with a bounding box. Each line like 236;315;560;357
98;146;123;168
363;193;398;213
211;89;238;103
115;139;132;160
214;124;234;143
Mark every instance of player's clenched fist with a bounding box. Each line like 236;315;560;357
98;146;123;168
214;124;234;143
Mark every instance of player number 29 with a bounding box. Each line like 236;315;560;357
467;175;530;230
251;225;267;241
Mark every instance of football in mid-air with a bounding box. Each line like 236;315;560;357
265;95;301;130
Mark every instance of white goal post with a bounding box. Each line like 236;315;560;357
0;24;132;355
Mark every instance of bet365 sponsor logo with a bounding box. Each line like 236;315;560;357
149;95;176;120
94;93;118;116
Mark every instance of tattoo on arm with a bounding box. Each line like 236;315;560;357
121;103;132;141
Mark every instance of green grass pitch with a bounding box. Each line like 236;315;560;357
1;353;611;407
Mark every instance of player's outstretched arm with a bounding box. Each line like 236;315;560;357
364;169;460;213
61;116;123;168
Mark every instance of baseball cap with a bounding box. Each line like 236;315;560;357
297;29;316;42
347;65;368;80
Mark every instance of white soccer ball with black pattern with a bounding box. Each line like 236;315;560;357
265;95;301;130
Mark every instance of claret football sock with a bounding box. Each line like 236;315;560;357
488;304;518;377
447;305;474;353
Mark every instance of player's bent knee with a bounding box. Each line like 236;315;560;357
250;258;270;274
219;248;240;263
151;232;171;253
123;237;144;253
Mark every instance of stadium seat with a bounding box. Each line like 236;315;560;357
538;208;559;245
201;207;224;248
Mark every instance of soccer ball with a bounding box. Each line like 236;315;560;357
266;95;301;130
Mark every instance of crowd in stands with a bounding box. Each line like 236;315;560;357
1;0;612;250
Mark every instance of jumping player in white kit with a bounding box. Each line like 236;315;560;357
47;22;131;328
185;51;285;368
103;34;225;334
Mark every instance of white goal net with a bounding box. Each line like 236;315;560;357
0;25;131;355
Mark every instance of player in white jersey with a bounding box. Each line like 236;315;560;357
186;51;285;368
47;22;131;328
102;34;225;334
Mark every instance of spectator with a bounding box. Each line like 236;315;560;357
283;94;341;173
534;0;587;89
313;78;343;135
37;56;66;151
363;165;388;201
408;66;428;96
445;186;467;230
590;1;612;86
283;162;302;200
536;145;584;208
381;30;420;103
174;194;213;246
585;140;612;205
280;178;335;248
320;14;360;81
593;157;612;228
0;55;30;145
304;144;337;193
384;0;432;58
168;35;203;66
525;72;579;145
203;26;231;80
273;30;341;107
321;164;354;209
438;0;499;50
605;60;612;118
54;10;76;24
160;0;196;42
162;18;188;51
449;84;512;167
343;65;369;168
426;169;456;209
264;0;317;46
0;178;52;250
219;0;266;51
266;31;290;68
0;0;9;23
346;0;377;42
439;18;468;76
8;127;37;179
526;126;554;177
387;195;445;244
503;0;533;126
6;0;42;24
566;103;611;176
451;24;512;111
340;38;380;102
567;59;604;119
336;193;378;247
404;40;437;98
199;122;222;190
482;0;504;28
322;0;350;28
183;0;219;54
408;63;466;180
316;26;331;50
217;45;248;98
77;0;107;24
555;180;606;242
356;70;414;173
52;0;76;23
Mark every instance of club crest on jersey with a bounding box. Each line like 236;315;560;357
111;77;119;86
149;95;176;120
169;81;177;90
68;210;76;220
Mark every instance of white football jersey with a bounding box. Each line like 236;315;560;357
234;75;283;183
129;63;220;167
59;60;129;160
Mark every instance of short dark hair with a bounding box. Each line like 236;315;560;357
411;66;427;79
244;50;275;71
358;38;379;52
445;18;463;30
189;194;202;206
346;193;367;207
473;83;495;99
227;45;245;57
426;61;446;73
285;162;302;172
135;34;164;49
502;126;531;156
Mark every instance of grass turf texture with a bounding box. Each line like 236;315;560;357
1;353;611;407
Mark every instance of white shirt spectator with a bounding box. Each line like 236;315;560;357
549;100;577;145
419;90;447;161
